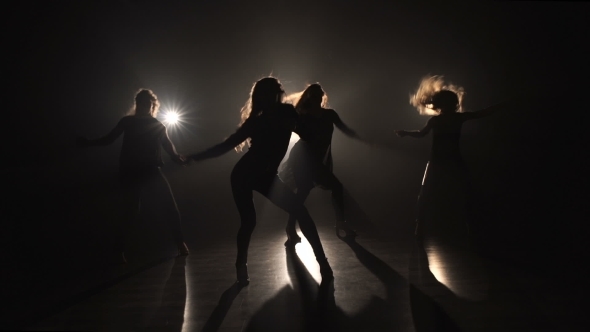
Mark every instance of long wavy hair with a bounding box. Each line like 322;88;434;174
410;75;464;115
287;83;329;114
130;89;160;117
235;77;286;152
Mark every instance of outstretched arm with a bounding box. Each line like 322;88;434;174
76;119;124;147
332;110;361;139
395;117;433;138
462;101;508;120
189;121;253;161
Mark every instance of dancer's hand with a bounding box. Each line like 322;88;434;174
395;130;407;138
172;154;190;166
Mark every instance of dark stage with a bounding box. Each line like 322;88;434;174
2;1;588;331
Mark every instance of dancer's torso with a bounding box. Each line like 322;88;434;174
430;113;466;161
119;116;165;171
238;104;298;175
294;109;335;161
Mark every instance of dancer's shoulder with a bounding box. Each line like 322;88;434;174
279;103;298;117
323;108;339;122
325;108;337;116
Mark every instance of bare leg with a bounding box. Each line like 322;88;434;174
285;187;310;246
286;149;314;244
232;188;256;266
285;166;312;245
229;165;258;285
259;175;333;281
313;163;356;238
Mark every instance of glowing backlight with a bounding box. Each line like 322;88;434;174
164;111;180;125
293;233;322;284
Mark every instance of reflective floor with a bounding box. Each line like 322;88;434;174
24;213;586;332
16;179;587;331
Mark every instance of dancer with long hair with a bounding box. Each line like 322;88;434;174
76;89;190;263
395;76;505;238
188;77;333;285
280;83;364;246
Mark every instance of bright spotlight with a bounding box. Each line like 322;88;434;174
158;100;195;136
164;111;180;125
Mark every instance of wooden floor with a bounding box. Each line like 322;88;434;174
23;209;586;332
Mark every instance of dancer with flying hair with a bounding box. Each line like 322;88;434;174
395;76;506;238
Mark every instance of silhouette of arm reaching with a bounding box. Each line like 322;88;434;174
189;120;254;161
332;110;360;139
330;109;381;147
161;128;188;165
76;119;125;147
395;117;433;138
461;101;507;120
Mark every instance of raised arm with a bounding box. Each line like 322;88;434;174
76;118;125;147
395;117;433;138
189;120;253;161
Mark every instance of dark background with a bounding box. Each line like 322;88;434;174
2;0;588;328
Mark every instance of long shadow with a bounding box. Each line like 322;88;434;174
25;255;185;331
343;238;408;297
409;236;559;331
201;282;246;332
336;238;412;331
409;240;464;332
18;255;175;330
245;240;412;331
3;171;183;330
285;246;320;313
343;187;377;233
243;247;348;332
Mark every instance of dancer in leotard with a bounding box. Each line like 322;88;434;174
280;83;364;246
189;77;333;285
395;76;506;238
76;89;189;263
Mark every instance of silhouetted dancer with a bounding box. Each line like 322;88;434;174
76;89;189;263
395;76;506;239
279;83;368;245
188;77;333;286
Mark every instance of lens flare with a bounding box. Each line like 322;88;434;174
157;99;200;141
164;111;180;125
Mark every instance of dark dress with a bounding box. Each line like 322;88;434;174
98;115;184;251
418;113;475;236
117;116;166;184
